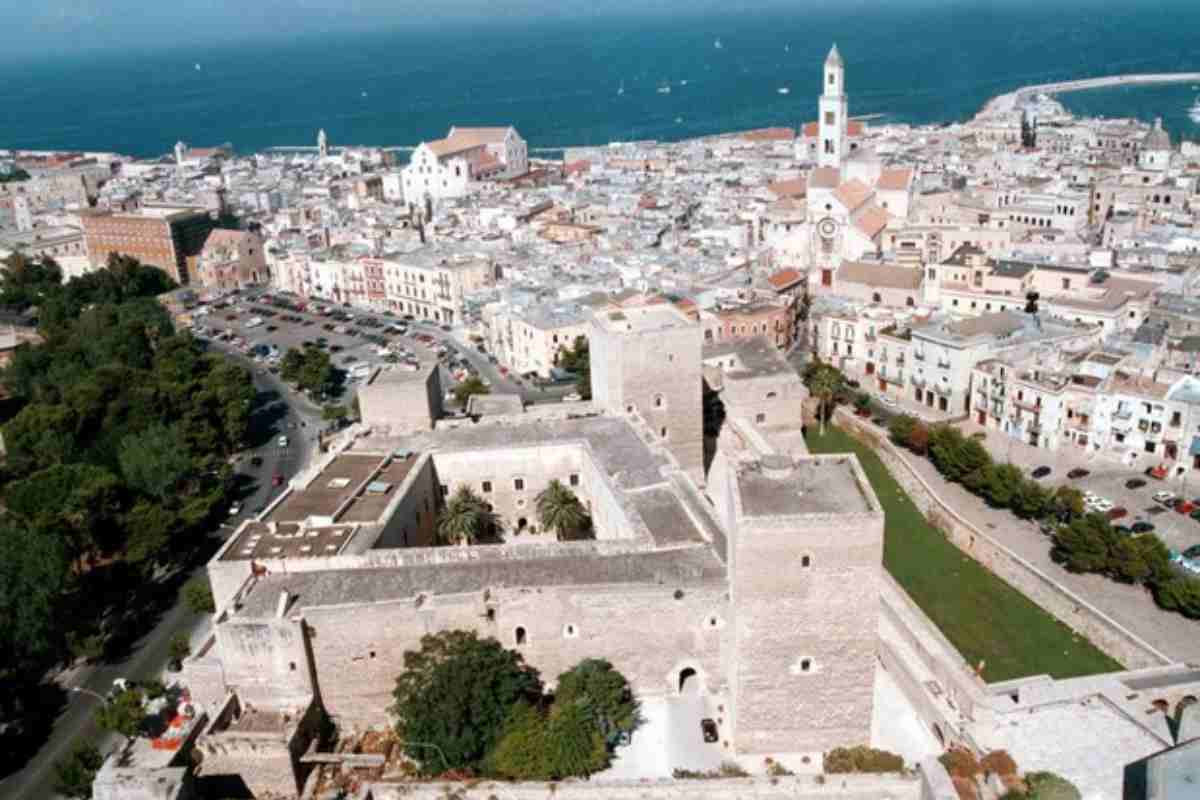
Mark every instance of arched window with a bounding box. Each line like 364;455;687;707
906;296;915;307
872;292;882;303
654;394;665;408
515;627;527;645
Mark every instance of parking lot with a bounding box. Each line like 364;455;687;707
1065;468;1200;556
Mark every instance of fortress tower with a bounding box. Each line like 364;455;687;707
710;451;884;756
589;304;705;484
817;44;849;172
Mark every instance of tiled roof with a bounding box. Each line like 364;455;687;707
801;120;866;138
767;268;805;291
444;126;512;147
836;261;921;290
833;179;873;212
854;205;890;239
725;127;796;141
876;168;913;191
767;177;807;198
808;167;841;189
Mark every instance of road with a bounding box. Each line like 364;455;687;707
0;350;320;800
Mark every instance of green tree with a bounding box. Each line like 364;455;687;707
1024;771;1081;800
1050;486;1085;520
0;252;64;310
1051;514;1116;573
557;335;591;400
54;741;104;799
1010;477;1050;520
487;701;549;780
279;348;306;384
928;425;990;483
95;688;145;739
118;423;194;501
183;575;216;614
436;485;498;546
5;463;125;569
1152;576;1200;619
168;632;191;666
322;404;349;421
541;700;608;778
535;480;590;541
122;500;178;566
554;658;638;744
888;414;918;447
805;364;843;436
0;521;69;673
390;630;543;774
454;376;490;407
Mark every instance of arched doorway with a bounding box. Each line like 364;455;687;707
678;667;699;695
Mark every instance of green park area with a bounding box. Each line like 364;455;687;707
805;426;1123;682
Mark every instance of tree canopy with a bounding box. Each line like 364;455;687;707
557;335;591;400
390;630;544;774
535;479;591;541
280;346;335;399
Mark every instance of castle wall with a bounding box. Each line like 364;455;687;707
372;453;439;548
215;617;316;711
732;509;883;755
295;580;729;732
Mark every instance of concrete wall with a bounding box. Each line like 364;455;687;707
720;371;808;433
297;580;729;731
836;411;1172;670
372;453;439;548
358;366;441;434
215;617;317;711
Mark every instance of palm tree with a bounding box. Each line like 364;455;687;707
436;486;497;546
536;480;590;541
808;366;842;436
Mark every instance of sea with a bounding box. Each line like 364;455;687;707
1;0;1199;158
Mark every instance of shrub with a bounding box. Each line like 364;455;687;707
980;749;1018;777
182;575;215;614
939;748;981;780
1153;576;1200;618
824;745;904;774
167;632;191;664
55;741;104;798
888;415;918;447
766;759;794;777
1024;771;1081;800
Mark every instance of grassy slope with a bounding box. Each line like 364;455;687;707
806;425;1122;681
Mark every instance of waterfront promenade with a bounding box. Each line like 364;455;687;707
977;72;1200;118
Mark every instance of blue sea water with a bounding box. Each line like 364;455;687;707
1;0;1198;157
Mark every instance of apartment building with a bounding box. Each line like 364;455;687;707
81;205;216;284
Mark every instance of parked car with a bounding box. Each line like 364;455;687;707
1107;507;1129;520
1131;521;1156;534
250;456;263;468
879;395;897;408
700;718;719;743
1031;466;1052;479
1189;508;1200;522
1067;468;1090;480
228;502;242;516
1125;478;1147;490
1184;544;1200;559
1177;501;1197;515
278;435;289;448
1153;490;1176;504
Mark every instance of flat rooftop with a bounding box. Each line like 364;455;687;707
595;304;691;334
702;336;792;379
338;455;418;523
266;452;392;523
737;455;874;518
220;521;358;562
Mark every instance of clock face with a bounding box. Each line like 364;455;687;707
818;217;838;239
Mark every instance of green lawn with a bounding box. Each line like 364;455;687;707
806;425;1123;682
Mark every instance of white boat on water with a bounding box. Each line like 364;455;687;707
1190;95;1200;121
777;87;790;95
657;83;671;95
617;81;624;96
714;38;723;49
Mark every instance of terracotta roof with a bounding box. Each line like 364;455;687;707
563;160;590;176
201;228;249;254
836;262;922;291
724;127;796;142
767;177;807;198
767;268;805;291
425;138;483;158
832;179;873;212
801;120;865;138
854;205;890;239
876;168;913;192
444;126;512;146
808;167;841;189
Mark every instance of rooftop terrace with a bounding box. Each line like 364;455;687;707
737;455;875;518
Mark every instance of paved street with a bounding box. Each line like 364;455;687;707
0;349;321;800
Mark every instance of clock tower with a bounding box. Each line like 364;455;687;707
817;44;848;172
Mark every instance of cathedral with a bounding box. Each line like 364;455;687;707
764;45;916;287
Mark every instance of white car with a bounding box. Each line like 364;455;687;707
278;435;289;448
1083;491;1099;503
879;395;897;407
229;502;242;516
1154;491;1176;504
1094;499;1114;513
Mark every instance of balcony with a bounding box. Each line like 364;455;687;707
990;384;1007;399
911;374;927;388
882;369;905;386
1113;407;1133;421
936;359;952;370
895;355;906;366
933;383;953;398
913;351;926;362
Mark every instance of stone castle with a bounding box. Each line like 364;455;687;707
181;303;893;796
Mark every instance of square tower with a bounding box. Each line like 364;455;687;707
590;305;704;483
818;44;849;172
721;453;883;756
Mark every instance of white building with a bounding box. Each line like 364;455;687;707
401;126;528;208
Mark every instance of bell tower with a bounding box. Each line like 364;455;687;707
817;44;848;172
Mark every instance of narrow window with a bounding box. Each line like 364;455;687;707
660;426;668;439
569;474;579;487
514;478;524;491
515;627;526;645
801;555;811;567
801;658;812;672
482;480;492;493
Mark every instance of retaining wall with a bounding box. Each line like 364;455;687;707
835;411;1171;671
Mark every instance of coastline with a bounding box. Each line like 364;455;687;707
976;72;1200;119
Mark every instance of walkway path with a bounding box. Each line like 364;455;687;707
977;72;1200;119
879;423;1200;664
